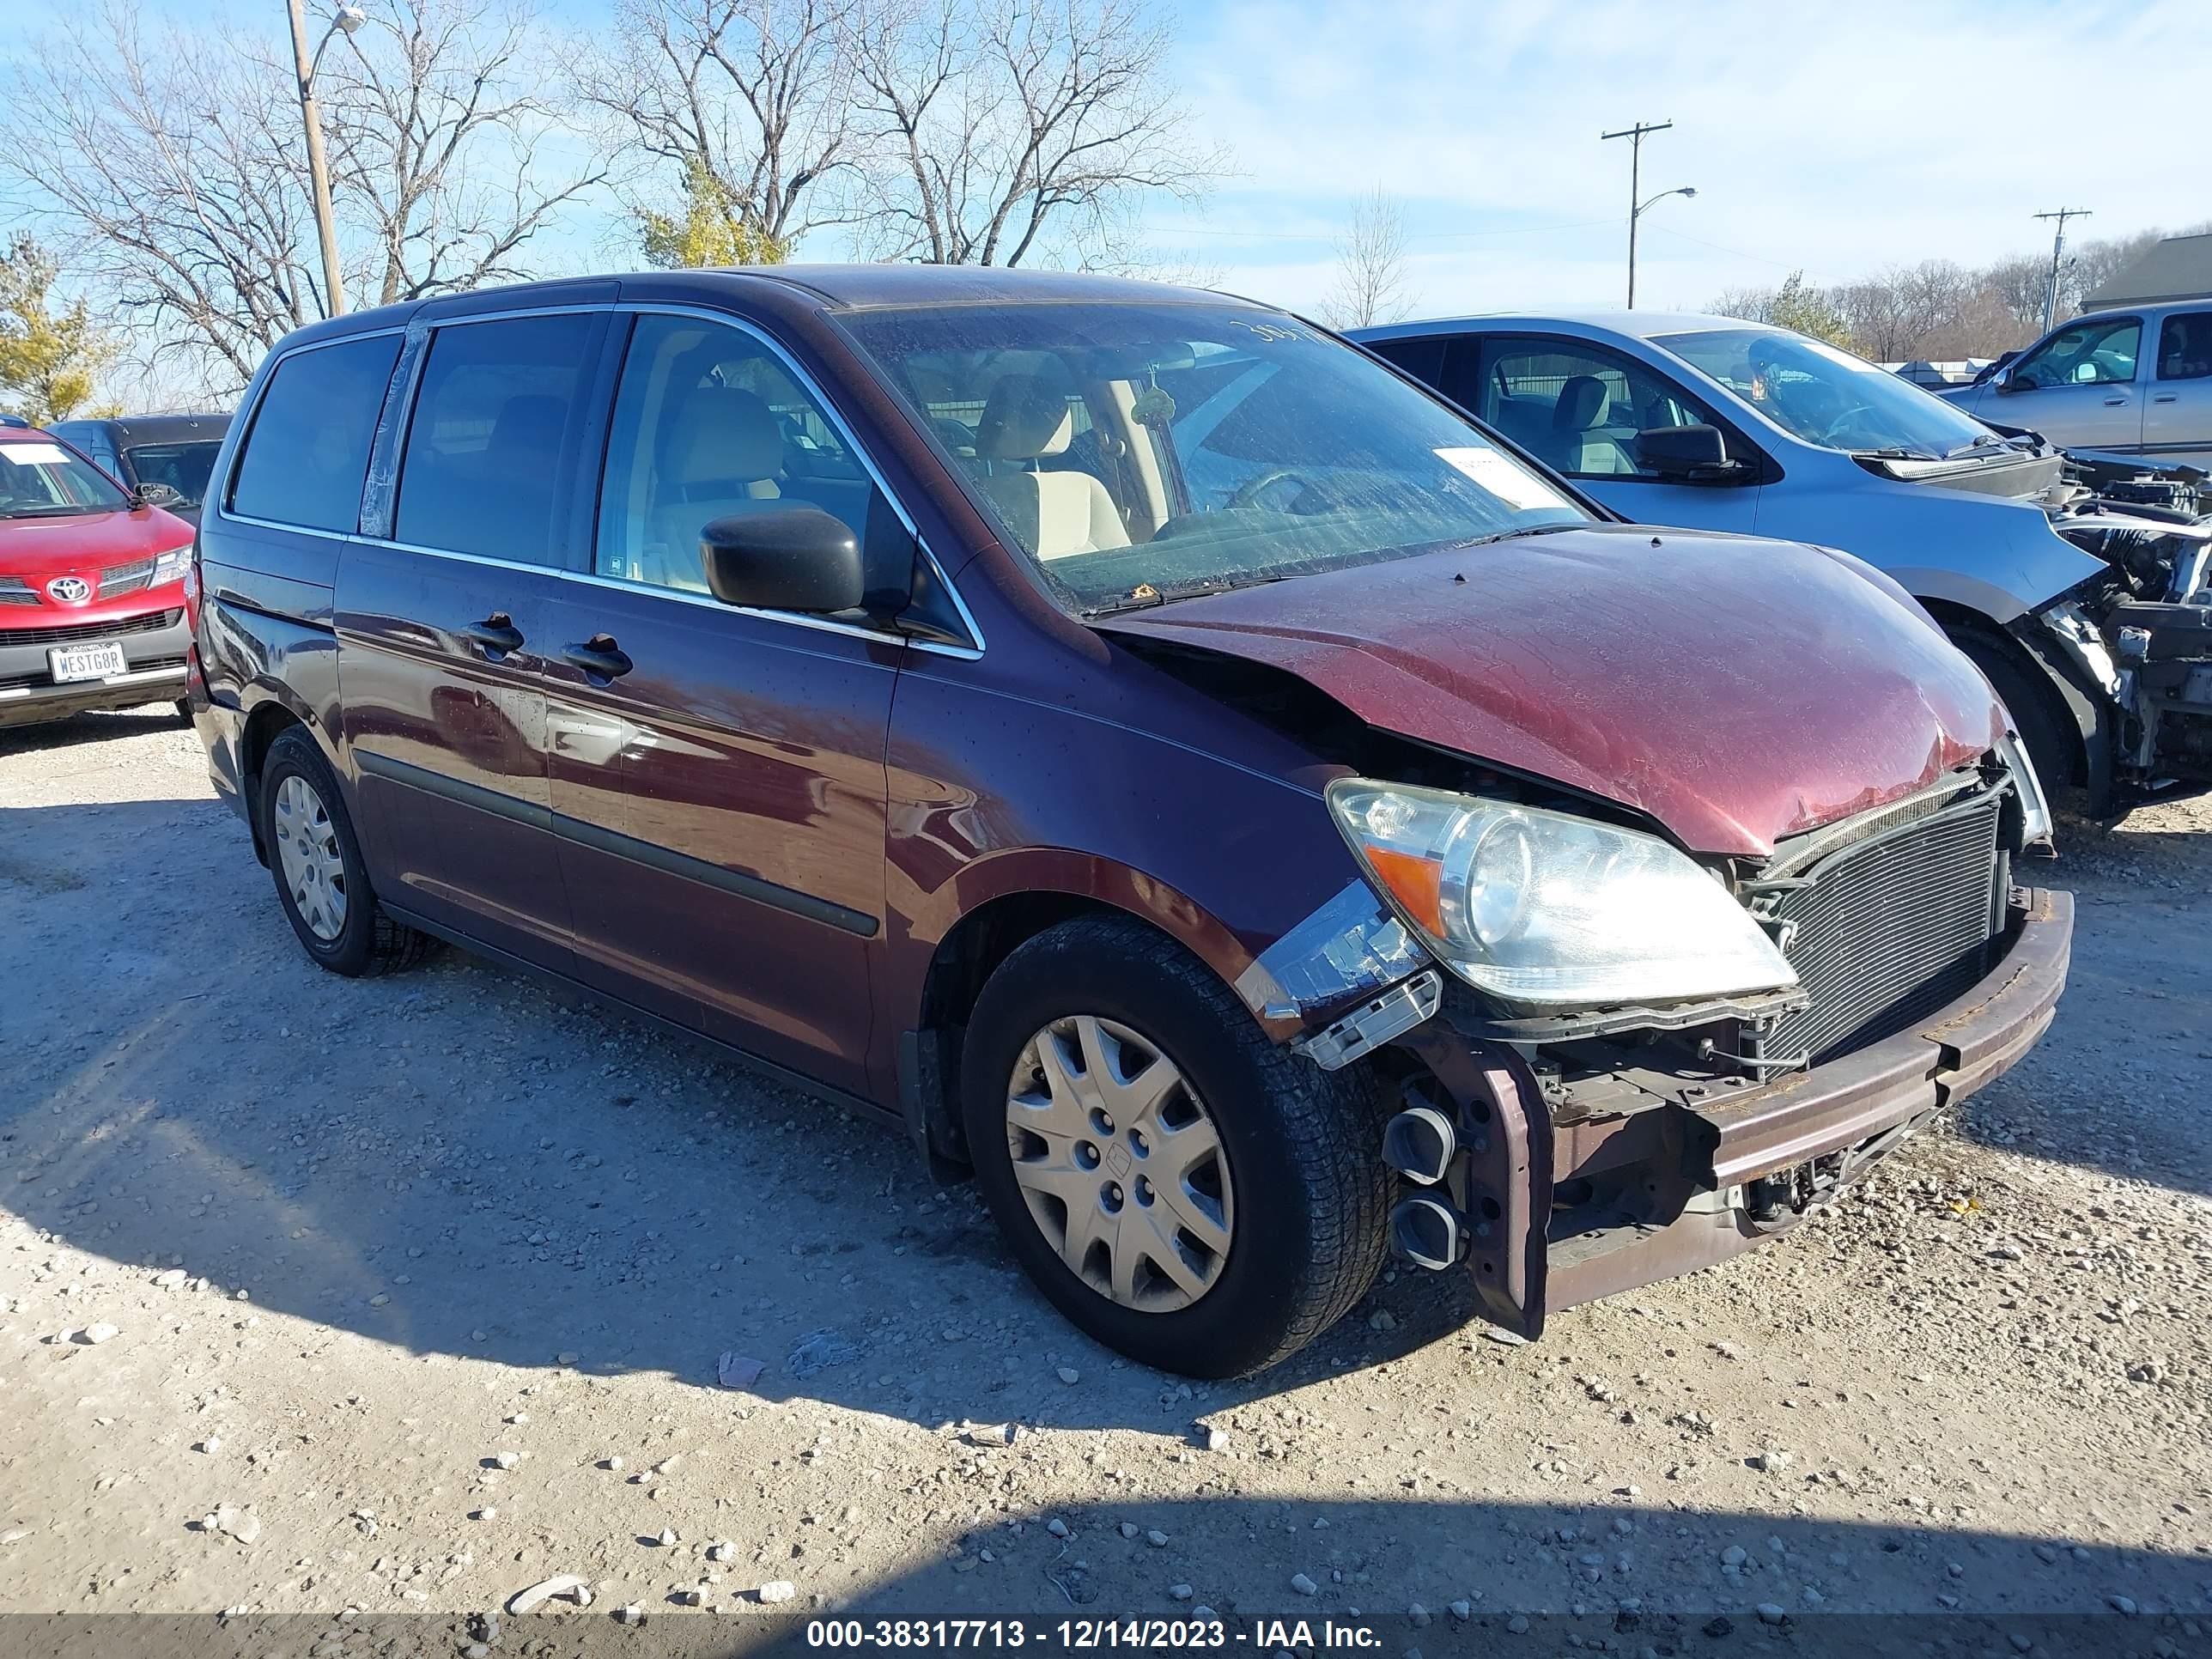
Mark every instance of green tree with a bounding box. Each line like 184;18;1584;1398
0;234;114;423
1767;270;1856;350
636;162;788;270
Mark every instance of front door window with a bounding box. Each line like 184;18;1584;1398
1463;340;1719;479
2011;317;2142;389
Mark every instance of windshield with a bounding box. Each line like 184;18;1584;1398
125;440;222;509
836;302;1591;612
0;438;131;520
1657;327;2003;459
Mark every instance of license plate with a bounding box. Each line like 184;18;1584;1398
48;641;129;683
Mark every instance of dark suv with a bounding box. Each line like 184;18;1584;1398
190;268;2071;1376
50;413;231;526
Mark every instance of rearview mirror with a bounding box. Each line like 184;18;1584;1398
1633;423;1742;482
700;502;865;613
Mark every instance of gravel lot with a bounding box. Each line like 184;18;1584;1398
2;708;2208;1656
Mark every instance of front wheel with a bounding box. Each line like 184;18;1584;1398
1950;629;2076;798
961;915;1389;1376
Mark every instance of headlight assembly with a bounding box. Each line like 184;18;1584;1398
1325;779;1799;1010
149;544;192;587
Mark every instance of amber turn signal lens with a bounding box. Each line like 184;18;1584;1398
1361;844;1443;937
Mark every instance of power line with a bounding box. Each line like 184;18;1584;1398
2033;206;2092;331
1601;118;1674;308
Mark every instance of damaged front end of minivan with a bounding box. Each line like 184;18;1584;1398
1237;760;2071;1342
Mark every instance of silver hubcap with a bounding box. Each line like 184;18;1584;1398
1006;1015;1235;1313
272;774;348;942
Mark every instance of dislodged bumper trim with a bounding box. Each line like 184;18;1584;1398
1696;886;2070;1188
1547;887;2071;1315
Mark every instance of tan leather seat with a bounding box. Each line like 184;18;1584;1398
641;386;786;590
970;375;1128;561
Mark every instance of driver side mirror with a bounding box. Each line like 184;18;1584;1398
130;481;183;508
1633;423;1747;483
701;502;866;614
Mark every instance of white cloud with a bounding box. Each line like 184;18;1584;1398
1151;0;2212;318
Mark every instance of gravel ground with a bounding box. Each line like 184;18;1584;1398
2;708;2208;1656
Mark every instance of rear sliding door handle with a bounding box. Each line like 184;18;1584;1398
459;614;525;656
563;634;634;681
2152;393;2179;404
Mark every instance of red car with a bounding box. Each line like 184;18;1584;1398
1;422;198;729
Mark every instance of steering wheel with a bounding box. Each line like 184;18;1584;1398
1225;467;1313;511
1816;404;1879;447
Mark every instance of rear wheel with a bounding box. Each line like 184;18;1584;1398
961;915;1389;1376
258;726;435;976
1951;629;2075;797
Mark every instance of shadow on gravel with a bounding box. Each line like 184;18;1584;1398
0;704;188;757
2;787;2205;1437
7;1496;2203;1656
3;796;1425;1437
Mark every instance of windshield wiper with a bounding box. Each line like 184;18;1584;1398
1941;436;2017;460
1449;522;1586;549
0;504;100;520
1082;574;1291;618
1860;446;1942;462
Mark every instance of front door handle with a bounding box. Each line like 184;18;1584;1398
563;634;634;682
459;614;525;656
2102;394;2129;406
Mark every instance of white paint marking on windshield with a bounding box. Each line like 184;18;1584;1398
1434;447;1572;513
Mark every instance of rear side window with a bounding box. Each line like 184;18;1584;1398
394;314;601;566
229;335;402;532
2157;312;2212;382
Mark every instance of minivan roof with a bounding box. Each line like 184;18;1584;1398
54;413;231;444
1354;311;1785;343
281;264;1246;349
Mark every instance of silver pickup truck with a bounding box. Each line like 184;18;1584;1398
1939;301;2212;467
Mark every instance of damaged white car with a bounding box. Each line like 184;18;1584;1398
1354;313;2212;807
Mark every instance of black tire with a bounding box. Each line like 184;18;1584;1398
173;699;192;723
258;726;436;977
1951;629;2075;796
961;915;1389;1377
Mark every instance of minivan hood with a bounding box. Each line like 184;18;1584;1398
1100;526;2004;857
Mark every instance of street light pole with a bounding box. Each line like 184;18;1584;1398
2033;206;2093;333
286;0;356;318
1601;118;1671;308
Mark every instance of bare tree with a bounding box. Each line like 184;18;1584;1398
1;4;324;390
325;0;611;309
3;0;603;396
1318;188;1412;331
569;0;858;258
843;0;1218;267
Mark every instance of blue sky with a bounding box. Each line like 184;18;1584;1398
6;0;2208;319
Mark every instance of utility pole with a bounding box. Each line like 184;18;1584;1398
2033;207;2092;332
1601;119;1671;308
286;0;358;318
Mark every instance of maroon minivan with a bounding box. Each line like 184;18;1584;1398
190;267;2071;1376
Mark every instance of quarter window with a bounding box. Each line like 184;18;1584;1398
1473;341;1718;478
2010;317;2141;389
229;335;402;532
394;314;601;566
594;313;872;596
2156;312;2212;382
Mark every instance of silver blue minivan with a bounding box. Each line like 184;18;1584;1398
1354;312;2211;805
